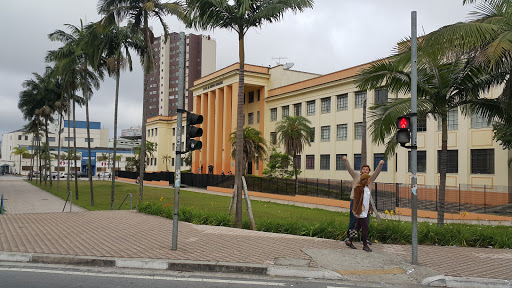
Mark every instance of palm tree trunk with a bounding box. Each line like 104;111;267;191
438;113;448;226
85;88;94;206
45;117;51;188
294;152;298;195
234;32;246;228
67;96;71;194
111;57;121;210
361;98;367;166
138;15;151;205
57;112;63;192
30;134;35;181
73;98;79;200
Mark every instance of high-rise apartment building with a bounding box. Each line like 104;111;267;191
144;33;216;120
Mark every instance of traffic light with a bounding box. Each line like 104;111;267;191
396;116;411;146
185;112;203;152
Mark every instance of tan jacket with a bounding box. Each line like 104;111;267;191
345;158;384;199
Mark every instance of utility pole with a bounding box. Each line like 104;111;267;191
172;32;185;250
411;11;418;265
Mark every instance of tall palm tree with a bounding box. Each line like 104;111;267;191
183;0;314;228
275;115;313;195
422;0;512;148
98;0;182;205
229;127;267;176
23;118;43;181
94;18;144;210
356;42;493;226
11;146;29;175
48;21;104;206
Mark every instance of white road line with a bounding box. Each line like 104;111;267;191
0;267;285;286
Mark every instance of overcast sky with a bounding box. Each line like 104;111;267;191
0;0;475;139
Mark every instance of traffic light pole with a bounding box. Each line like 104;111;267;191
411;11;418;265
172;32;185;251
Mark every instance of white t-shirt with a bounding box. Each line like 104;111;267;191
359;186;371;218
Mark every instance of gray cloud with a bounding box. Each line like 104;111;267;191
1;0;474;138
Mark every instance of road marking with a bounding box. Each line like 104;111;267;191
0;267;285;286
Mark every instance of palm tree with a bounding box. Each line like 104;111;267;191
275;116;313;195
422;0;512;149
183;0;313;228
93;18;144;210
229;127;267;176
11;146;29;175
356;42;492;226
98;0;182;205
163;154;172;171
48;21;104;206
23;118;43;181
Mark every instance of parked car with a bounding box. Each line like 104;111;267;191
76;171;88;178
98;172;111;178
60;172;74;178
46;172;59;179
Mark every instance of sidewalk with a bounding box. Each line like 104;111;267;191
0;176;511;287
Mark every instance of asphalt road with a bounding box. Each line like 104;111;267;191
0;262;398;288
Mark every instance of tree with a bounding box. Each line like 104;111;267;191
422;0;512;149
12;146;29;175
183;0;313;228
98;0;182;205
229;127;267;175
275;116;313;195
129;141;157;172
263;148;295;179
48;21;104;205
356;41;492;226
163;154;172;171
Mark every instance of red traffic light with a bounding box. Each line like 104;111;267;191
397;116;410;129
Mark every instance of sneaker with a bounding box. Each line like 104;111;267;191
363;246;372;252
361;240;372;245
345;240;357;249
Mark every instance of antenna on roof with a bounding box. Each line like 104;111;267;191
272;57;288;65
283;62;294;70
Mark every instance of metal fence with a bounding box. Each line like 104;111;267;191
116;171;512;216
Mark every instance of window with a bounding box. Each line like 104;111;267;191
373;153;387;171
320;154;330;170
321;97;331;114
336;124;347;141
438;109;458;131
173;128;176;136
85;138;94;143
437;150;458;173
354;154;361;171
417;115;427;132
155;128;158;136
282;106;289;119
25;135;28;140
248;112;254;125
374;88;388;104
257;111;260;123
294;155;301;170
172;143;175;151
270;132;277;145
172;158;175;166
336;154;347;170
354;122;363;140
337;94;348;111
270;108;277;121
408;151;427;173
306;155;315;170
18;135;21;140
310;127;315;142
321;126;330;142
248;91;254;103
471;149;494;174
355;91;366;108
471;112;491;128
257;90;261;101
48;137;56;142
294;103;302;116
65;137;74;142
307;100;315;116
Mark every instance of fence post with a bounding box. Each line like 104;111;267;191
484;185;486;214
458;184;461;212
260;176;263;192
340;179;343;200
374;182;378;210
395;183;399;208
316;178;319;197
276;177;279;194
285;178;288;195
305;177;308;195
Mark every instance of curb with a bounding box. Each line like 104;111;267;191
422;275;511;288
0;252;336;279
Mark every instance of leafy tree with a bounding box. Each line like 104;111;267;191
98;0;182;205
263;148;296;179
275;116;313;195
130;141;157;172
183;152;192;167
11;146;30;175
183;0;313;228
356;40;492;226
229;127;267;176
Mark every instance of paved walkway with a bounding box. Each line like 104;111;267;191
0;176;511;286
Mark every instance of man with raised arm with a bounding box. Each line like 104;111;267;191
343;156;384;244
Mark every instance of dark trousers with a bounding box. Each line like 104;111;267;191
350;217;369;246
347;200;370;237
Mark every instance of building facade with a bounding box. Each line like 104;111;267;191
144;33;216;120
